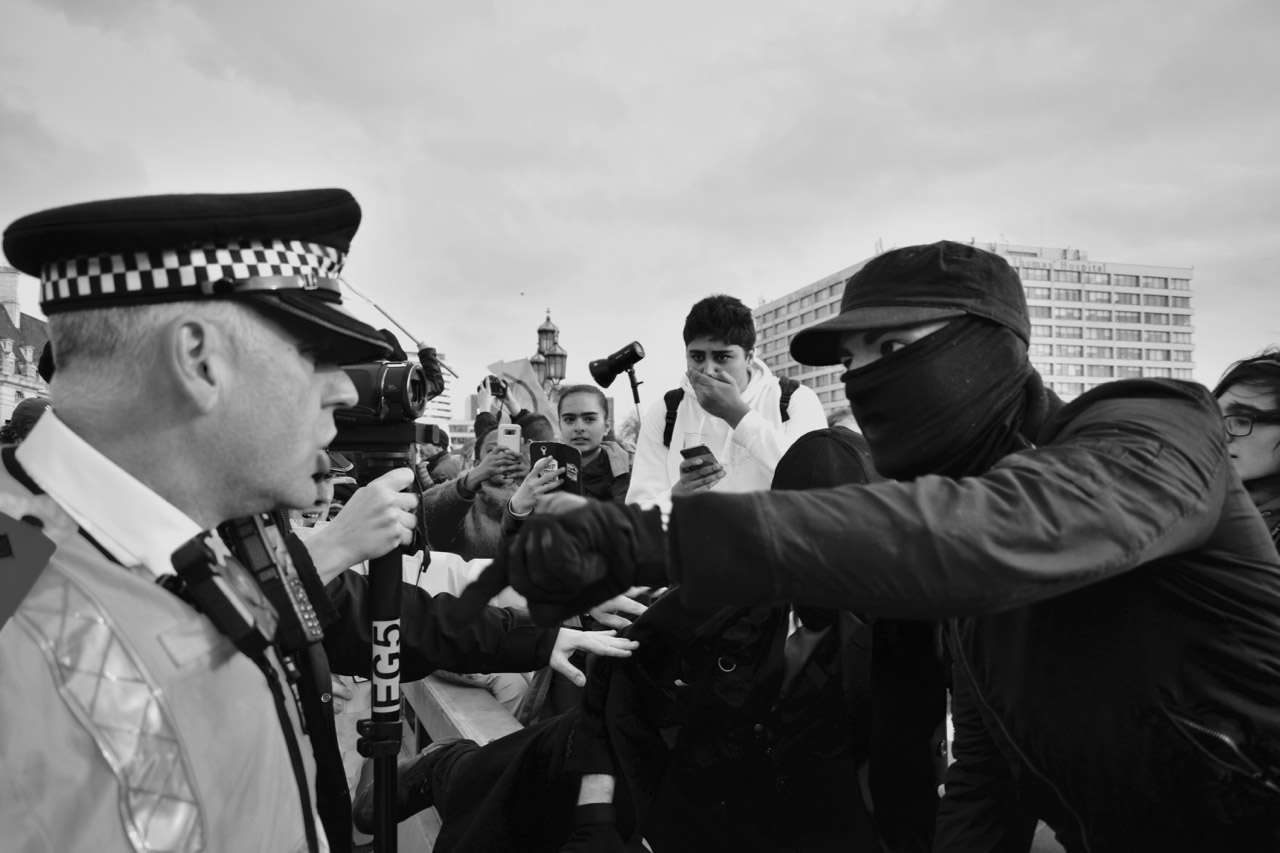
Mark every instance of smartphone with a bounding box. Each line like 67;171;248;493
679;444;716;467
529;440;584;494
497;423;522;454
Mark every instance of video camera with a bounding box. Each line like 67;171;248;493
332;355;432;486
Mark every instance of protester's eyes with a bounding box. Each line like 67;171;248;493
879;340;908;358
714;354;732;363
689;353;704;363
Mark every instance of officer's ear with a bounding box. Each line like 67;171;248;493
165;313;232;413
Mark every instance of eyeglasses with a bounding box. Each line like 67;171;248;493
1223;412;1280;437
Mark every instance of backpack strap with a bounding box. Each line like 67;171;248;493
662;389;685;448
778;376;799;423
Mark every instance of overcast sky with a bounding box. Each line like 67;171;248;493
3;0;1277;421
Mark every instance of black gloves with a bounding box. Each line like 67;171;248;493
447;501;670;630
506;502;669;626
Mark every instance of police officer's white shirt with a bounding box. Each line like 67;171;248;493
17;411;200;580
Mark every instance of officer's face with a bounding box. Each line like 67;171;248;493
221;309;358;515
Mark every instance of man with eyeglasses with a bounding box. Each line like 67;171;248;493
1214;348;1280;550
491;241;1280;851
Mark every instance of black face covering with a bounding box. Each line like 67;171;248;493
841;317;1047;480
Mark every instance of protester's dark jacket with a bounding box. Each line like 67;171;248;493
670;379;1280;851
581;593;945;853
1252;485;1280;553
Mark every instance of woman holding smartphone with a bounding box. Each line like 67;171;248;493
556;383;633;502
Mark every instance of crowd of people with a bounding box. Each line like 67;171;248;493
0;189;1277;853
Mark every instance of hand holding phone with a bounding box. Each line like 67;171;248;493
497;424;522;454
678;444;716;468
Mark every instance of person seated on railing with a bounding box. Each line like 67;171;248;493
350;429;946;853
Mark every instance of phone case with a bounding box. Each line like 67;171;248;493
528;441;584;495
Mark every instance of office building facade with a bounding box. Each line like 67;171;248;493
752;243;1195;415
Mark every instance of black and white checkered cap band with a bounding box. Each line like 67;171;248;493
39;239;345;309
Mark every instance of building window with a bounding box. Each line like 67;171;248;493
1058;363;1084;376
830;282;845;299
1053;288;1082;301
1028;305;1051;318
1055;345;1084;358
1115;328;1142;342
1142;294;1170;307
1113;274;1139;288
1170;278;1191;291
1032;361;1054;376
1031;324;1053;337
1087;364;1115;378
788;317;800;329
1171;314;1192;326
1085;327;1113;340
1115;311;1141;323
1114;293;1140;305
1117;366;1143;379
1117;347;1143;360
1141;276;1167;289
814;304;829;318
1020;269;1051;281
800;294;814;308
1024;286;1051;300
1146;349;1171;361
1081;272;1109;285
1053;307;1082;320
1054;326;1083;339
1030;343;1054;357
1084;310;1112;322
1144;313;1170;325
1053;382;1085;395
1086;347;1114;359
1052;270;1082;283
1171;333;1192;343
1146;367;1172;378
801;310;814;324
1085;290;1111;303
1171;296;1191;308
1142;331;1170;343
1173;368;1194;379
1172;350;1193;362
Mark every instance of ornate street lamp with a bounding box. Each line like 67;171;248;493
532;310;567;394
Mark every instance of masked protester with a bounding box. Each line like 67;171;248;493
494;241;1280;852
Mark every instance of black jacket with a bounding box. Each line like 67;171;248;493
670;379;1280;851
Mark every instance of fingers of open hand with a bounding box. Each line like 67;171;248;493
579;629;639;657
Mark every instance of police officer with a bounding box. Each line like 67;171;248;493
0;189;394;852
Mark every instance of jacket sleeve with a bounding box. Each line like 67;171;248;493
671;392;1230;618
322;570;556;680
418;476;475;554
730;383;828;480
933;654;1038;852
624;398;675;509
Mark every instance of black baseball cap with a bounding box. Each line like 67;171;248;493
2;188;392;365
770;427;883;491
790;240;1030;366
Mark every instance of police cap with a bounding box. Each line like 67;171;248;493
2;188;393;364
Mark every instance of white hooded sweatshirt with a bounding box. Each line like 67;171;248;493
625;356;828;510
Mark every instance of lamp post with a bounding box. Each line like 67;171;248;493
533;310;567;397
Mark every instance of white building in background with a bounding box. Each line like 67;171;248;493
753;243;1195;414
0;265;49;422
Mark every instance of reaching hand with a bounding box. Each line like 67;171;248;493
505;502;671;626
549;628;639;686
687;367;750;426
304;467;418;584
588;588;650;630
510;455;565;515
